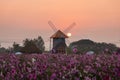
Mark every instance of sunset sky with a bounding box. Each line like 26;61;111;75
0;0;120;50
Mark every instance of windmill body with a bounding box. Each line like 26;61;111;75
50;30;68;53
48;20;76;54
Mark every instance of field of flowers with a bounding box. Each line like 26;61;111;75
0;53;120;80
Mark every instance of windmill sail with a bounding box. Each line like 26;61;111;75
48;21;58;32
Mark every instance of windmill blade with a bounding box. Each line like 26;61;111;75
48;20;58;32
63;22;76;33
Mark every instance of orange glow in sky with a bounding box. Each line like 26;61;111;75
0;0;120;49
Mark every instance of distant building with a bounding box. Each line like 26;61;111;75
50;30;68;53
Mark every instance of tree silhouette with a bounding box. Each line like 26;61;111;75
33;36;45;53
12;42;22;52
69;39;118;54
21;39;42;54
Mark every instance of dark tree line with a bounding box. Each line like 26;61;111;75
68;39;119;54
0;38;119;54
0;36;45;54
21;39;42;54
20;36;45;54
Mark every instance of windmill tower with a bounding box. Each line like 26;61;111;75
48;21;76;53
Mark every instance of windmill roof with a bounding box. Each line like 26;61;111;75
50;30;68;38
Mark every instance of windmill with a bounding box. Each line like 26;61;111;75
48;20;76;53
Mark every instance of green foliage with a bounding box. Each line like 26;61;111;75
66;47;72;54
0;47;7;53
0;36;45;54
21;39;42;54
69;39;118;54
33;36;45;52
12;42;22;52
